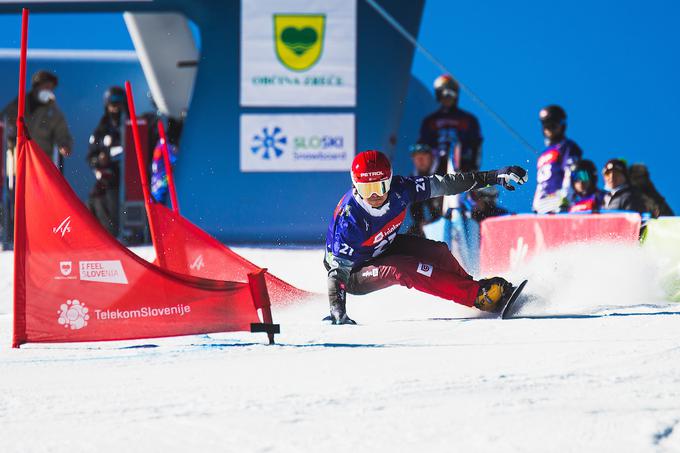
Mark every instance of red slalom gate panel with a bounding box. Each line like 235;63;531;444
12;139;264;347
479;213;641;276
147;203;312;306
123;118;149;202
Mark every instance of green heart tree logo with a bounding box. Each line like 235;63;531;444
281;27;318;56
273;14;325;72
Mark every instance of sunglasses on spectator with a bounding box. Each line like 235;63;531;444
542;121;564;130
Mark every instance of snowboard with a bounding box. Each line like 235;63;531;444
500;279;529;319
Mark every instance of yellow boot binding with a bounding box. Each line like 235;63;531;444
475;277;513;313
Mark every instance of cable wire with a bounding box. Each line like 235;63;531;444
364;0;539;155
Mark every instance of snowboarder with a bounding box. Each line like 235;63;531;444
324;150;528;324
532;105;583;214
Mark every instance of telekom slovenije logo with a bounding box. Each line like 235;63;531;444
52;216;72;238
190;254;205;271
57;299;89;330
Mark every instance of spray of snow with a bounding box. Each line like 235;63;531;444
504;242;670;317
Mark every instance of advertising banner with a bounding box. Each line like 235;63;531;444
147;203;312;305
480;213;641;275
240;113;354;172
13;138;264;347
642;217;680;301
240;0;356;106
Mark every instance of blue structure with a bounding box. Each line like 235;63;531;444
0;1;426;243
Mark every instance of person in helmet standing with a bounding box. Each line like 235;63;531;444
2;69;73;172
568;159;605;213
324;150;528;324
419;75;483;175
533;105;583;214
86;86;126;236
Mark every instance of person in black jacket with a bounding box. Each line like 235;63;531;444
601;159;645;214
629;163;674;218
87;86;126;236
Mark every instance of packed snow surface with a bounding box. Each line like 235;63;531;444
2;242;680;452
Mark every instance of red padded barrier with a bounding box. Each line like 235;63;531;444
480;213;641;275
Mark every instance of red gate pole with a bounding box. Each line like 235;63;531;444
12;8;29;348
157;120;179;213
124;81;161;259
16;8;28;144
247;269;279;345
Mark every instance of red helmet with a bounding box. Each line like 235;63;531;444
351;150;392;198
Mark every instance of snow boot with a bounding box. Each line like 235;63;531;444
474;277;513;313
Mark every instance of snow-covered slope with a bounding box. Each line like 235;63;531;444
1;243;680;453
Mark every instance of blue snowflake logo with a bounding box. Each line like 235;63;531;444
251;126;287;160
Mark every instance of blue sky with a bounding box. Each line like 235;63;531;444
0;1;677;214
412;0;680;213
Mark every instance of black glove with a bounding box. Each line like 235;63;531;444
323;311;357;325
495;166;528;191
325;282;357;325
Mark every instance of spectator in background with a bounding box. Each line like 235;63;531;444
601;159;645;213
151;140;178;204
87;86;126;236
2;70;73;173
532;105;582;214
469;186;510;223
143;94;184;190
568;159;605;213
407;143;441;236
419;74;482;174
629;163;674;218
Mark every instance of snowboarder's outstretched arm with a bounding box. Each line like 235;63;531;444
428;166;528;197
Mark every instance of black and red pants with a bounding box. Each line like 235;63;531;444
345;235;479;307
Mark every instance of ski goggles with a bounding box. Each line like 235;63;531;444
354;178;392;199
108;93;125;105
572;169;591;183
